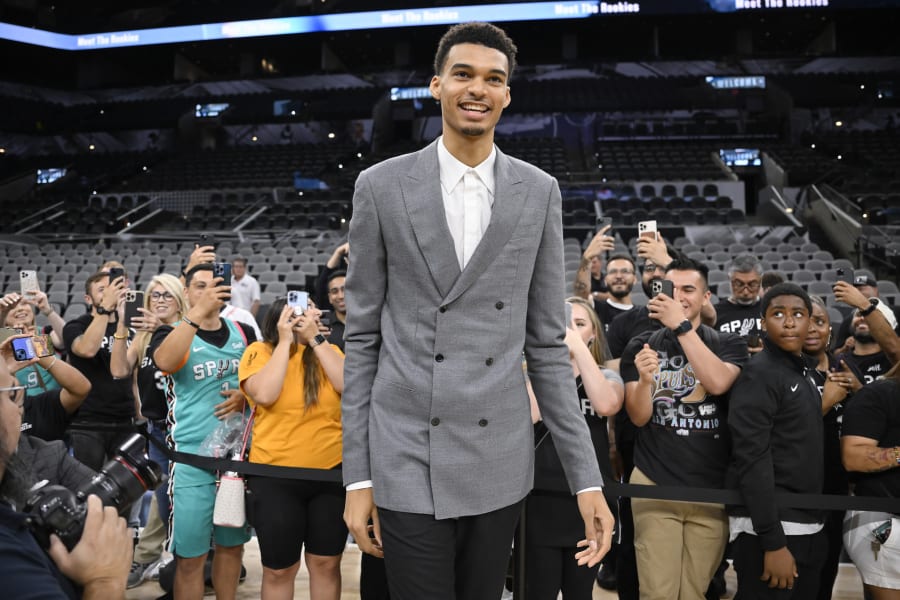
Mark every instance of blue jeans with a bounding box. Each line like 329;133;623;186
147;421;171;524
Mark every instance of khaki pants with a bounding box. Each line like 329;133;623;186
134;494;166;564
631;466;728;600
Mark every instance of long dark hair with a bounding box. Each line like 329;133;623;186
260;298;322;409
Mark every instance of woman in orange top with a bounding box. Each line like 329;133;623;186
239;297;345;600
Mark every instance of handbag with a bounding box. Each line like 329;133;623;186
213;408;254;528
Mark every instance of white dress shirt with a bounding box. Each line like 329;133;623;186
436;135;496;269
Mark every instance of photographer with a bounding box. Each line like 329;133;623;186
0;360;133;599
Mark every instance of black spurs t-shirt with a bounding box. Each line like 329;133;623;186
714;299;762;338
62;314;134;422
841;379;900;500
137;349;168;421
839;350;893;386
595;300;633;333
621;326;748;488
21;389;69;442
812;359;852;495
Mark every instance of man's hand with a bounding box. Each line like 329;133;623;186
185;244;216;273
829;359;862;394
214;389;245;419
327;242;350;269
193;278;230;318
761;546;798;590
574;490;614;567
832;281;868;310
344;488;383;558
99;277;126;315
635;235;672;268
48;495;132;592
582;226;615;261
634;343;659;384
647;293;685;330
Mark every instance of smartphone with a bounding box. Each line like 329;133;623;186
638;220;658;241
0;327;23;344
19;270;39;295
199;233;218;252
11;337;35;361
565;301;573;328
30;335;54;358
107;267;125;284
596;216;613;233
746;332;761;347
287;290;309;316
319;309;332;327
124;290;145;326
651;279;674;298
213;262;232;284
835;268;854;285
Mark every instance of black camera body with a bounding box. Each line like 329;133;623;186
24;434;162;550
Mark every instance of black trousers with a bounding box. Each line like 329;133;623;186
69;424;135;471
379;500;523;600
732;530;827;600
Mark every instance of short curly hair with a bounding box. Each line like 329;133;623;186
433;22;518;80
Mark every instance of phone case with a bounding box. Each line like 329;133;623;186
12;337;35;361
124;290;145;325
20;270;39;295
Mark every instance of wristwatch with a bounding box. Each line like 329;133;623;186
95;304;115;315
309;334;327;348
672;320;693;336
858;297;879;317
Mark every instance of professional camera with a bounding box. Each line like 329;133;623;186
23;434;162;550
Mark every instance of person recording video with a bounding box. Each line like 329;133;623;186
0;359;133;600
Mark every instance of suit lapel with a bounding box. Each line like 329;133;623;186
444;149;524;305
401;142;461;298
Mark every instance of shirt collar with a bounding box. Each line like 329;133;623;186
437;135;496;198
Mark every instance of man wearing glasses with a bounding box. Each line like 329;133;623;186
712;255;764;354
594;255;639;333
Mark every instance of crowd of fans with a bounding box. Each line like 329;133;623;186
0;229;897;600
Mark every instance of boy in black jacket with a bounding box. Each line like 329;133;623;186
727;283;825;599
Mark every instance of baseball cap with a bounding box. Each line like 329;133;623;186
853;275;878;288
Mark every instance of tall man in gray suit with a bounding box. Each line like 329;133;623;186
342;22;614;600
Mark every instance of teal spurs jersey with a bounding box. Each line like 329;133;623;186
165;319;248;460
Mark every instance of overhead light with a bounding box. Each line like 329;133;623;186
835;120;843;127
810;143;816;149
88;144;95;151
328;132;336;139
251;135;258;142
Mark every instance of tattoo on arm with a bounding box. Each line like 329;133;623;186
864;446;900;472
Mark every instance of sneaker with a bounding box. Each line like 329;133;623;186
127;560;155;589
145;555;171;582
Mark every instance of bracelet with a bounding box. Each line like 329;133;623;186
181;315;201;329
45;357;57;370
859;302;878;317
113;332;128;340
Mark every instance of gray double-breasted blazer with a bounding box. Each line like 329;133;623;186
342;140;602;520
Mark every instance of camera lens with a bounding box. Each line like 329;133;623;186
78;434;162;511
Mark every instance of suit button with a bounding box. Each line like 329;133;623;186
431;418;440;426
439;306;447;313
495;301;504;310
435;354;444;362
485;357;494;366
478;419;488;427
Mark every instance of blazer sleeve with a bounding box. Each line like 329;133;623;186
524;177;603;493
341;170;387;486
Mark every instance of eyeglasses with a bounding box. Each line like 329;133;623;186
731;279;761;291
607;269;634;277
0;386;26;409
150;291;176;302
642;264;665;274
328;286;345;295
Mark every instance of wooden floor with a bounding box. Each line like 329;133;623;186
126;538;865;599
